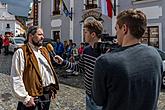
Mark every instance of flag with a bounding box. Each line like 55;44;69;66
62;0;72;20
0;0;33;17
106;0;112;18
100;0;113;18
62;1;70;17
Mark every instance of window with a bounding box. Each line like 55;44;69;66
6;24;10;28
85;0;97;10
53;31;60;41
141;26;159;48
52;0;61;15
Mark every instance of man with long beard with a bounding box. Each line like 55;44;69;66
11;26;59;110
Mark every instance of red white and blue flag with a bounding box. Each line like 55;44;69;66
100;0;113;18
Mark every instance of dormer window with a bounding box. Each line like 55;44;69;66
85;0;97;10
6;24;10;28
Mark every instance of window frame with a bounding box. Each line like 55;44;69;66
85;0;98;10
141;26;160;48
51;0;61;16
51;29;61;42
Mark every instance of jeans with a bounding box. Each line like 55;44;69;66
4;46;9;55
86;95;102;110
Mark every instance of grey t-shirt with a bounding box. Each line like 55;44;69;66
92;44;162;110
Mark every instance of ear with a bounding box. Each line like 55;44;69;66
123;24;128;34
91;32;96;38
28;34;33;40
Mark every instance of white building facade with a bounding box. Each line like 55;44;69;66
40;0;164;50
0;2;16;36
40;0;112;44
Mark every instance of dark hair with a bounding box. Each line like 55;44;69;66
73;43;76;46
27;26;39;36
117;9;147;39
80;42;84;45
83;19;103;38
5;32;10;35
26;26;39;41
69;39;73;43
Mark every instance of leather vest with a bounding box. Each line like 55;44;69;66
20;44;59;96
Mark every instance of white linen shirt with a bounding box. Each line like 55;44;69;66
10;43;55;104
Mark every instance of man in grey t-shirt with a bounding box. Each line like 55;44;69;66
92;9;162;110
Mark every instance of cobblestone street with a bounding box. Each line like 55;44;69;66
0;53;85;110
0;53;165;110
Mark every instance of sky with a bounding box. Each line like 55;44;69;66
0;0;33;17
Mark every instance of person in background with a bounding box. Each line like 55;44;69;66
3;32;10;55
11;26;59;110
70;43;79;75
9;32;14;44
54;18;103;110
63;40;69;60
71;43;79;62
92;9;162;110
54;38;64;57
66;39;73;61
78;42;85;57
64;39;74;73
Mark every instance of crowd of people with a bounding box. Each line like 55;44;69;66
52;38;85;75
10;8;163;110
53;38;85;63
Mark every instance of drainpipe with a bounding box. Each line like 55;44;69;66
112;0;118;36
38;0;41;27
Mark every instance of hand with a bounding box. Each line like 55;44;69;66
113;39;118;44
54;55;63;64
51;93;56;99
25;97;35;107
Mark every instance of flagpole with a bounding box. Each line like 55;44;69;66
113;0;116;16
69;0;74;40
70;8;72;21
38;0;41;27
